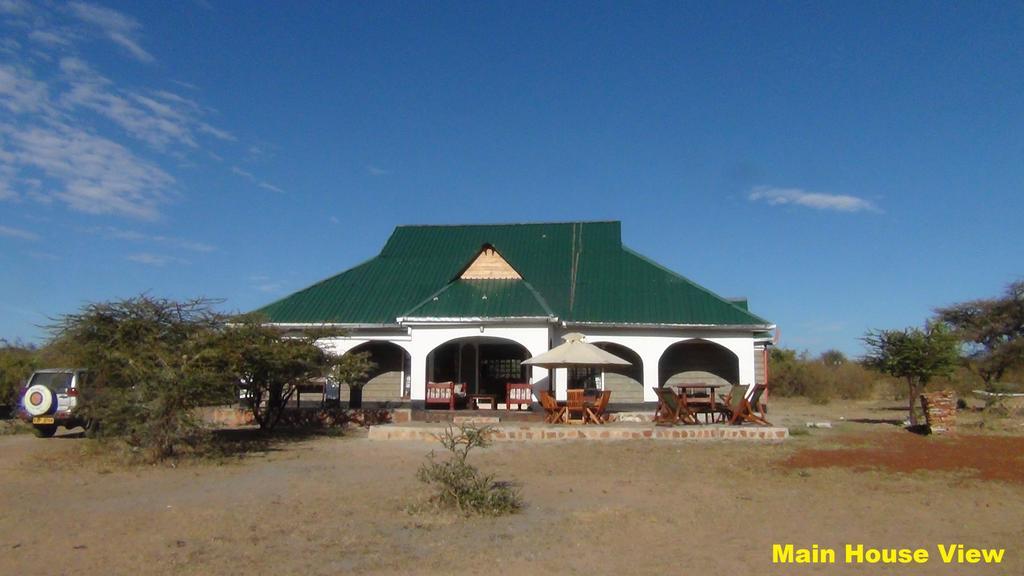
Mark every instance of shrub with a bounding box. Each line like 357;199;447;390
769;348;878;403
415;425;522;516
48;297;234;461
0;341;38;407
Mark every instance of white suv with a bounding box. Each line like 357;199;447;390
19;369;89;437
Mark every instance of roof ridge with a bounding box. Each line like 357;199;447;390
621;245;771;325
521;279;555;317
394;220;620;229
400;281;457;318
401;278;555;320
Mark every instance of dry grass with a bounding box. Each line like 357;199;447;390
1;399;1022;575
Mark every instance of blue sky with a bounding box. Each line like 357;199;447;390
1;1;1021;356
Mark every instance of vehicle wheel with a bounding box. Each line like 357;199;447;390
33;425;58;438
23;384;56;416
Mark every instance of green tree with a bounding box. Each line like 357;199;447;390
862;322;959;426
0;340;38;407
819;349;848;366
936;280;1024;390
49;297;233;459
328;351;377;408
205;316;328;430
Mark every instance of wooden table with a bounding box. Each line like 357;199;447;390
555;397;600;424
672;383;727;424
468;394;496;410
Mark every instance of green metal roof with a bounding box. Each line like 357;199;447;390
404;279;552;319
256;221;771;327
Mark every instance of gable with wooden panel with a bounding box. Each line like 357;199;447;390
460;245;522;280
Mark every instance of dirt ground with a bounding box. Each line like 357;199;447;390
2;398;1023;575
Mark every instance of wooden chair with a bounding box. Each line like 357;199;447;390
726;384;771;426
565;389;587;424
505;382;533;411
654;387;683;425
426;381;455;410
586;390;611;424
538;391;566;424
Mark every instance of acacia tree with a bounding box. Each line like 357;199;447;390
328;351;377;408
0;340;38;407
50;297;233;458
863;322;959;426
936;280;1024;390
820;349;848;366
205;316;328;430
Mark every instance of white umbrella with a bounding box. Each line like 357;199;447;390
521;333;631;369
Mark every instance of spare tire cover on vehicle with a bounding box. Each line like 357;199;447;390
23;384;56;416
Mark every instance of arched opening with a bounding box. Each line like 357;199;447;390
659;339;739;388
333;341;411;407
426;337;532;406
592;342;644;405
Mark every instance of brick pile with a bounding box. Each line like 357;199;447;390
920;390;957;434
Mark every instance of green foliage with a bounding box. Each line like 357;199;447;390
202;315;329;430
328;351;376;389
936;280;1024;389
274;405;392;429
415;425;522;517
48;296;234;460
820;349;848;366
769;348;876;403
0;340;38;407
863;322;960;425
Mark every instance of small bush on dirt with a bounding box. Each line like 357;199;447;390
274;406;393;429
346;406;393;427
415;425;522;517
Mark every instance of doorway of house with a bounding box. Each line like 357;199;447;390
428;338;531;403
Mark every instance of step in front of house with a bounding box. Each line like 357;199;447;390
368;424;788;442
452;416;501;425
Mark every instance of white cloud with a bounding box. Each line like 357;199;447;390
126;252;188;266
28;28;74;47
367;165;389;176
0;223;38;240
748;186;878;213
87;225;215;252
0;0;30;16
0;121;174;219
0;2;271;222
0;64;49;114
27;250;59;260
197;122;236;142
59;58;201;149
67;2;153;63
231;165;285;193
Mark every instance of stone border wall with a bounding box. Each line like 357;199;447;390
369;424;787;442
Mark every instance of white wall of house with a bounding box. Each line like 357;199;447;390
404;324;551;402
318;324;551;403
557;327;756;402
317;323;757;405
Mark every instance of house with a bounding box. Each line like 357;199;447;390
256;221;774;409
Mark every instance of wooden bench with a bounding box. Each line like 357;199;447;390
426;381;456;410
505;382;533;411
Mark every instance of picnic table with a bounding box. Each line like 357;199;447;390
546;390;611;424
672;383;728;423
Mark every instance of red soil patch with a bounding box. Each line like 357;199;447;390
782;432;1024;484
